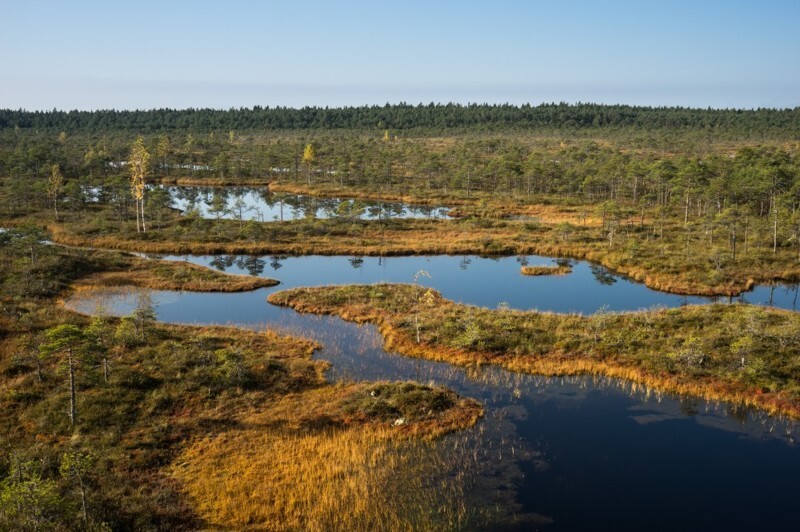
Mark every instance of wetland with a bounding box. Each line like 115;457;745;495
3;104;800;529
66;251;800;531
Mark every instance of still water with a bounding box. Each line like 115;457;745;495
66;253;800;531
166;185;451;221
142;253;799;313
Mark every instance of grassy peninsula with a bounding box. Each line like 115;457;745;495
0;237;484;530
269;284;800;418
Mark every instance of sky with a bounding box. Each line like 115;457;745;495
1;0;798;110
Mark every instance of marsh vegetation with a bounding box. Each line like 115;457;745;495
2;104;800;529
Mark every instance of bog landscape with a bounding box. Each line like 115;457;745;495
2;104;800;530
3;2;800;530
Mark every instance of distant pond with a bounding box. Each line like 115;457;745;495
165;185;451;221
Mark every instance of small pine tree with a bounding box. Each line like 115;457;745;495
39;325;89;428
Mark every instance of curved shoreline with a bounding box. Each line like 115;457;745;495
71;260;279;293
45;226;773;298
268;285;800;420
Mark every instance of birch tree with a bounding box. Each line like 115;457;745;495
129;136;150;233
47;164;64;220
302;143;315;186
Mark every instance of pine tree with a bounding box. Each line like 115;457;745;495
39;324;89;428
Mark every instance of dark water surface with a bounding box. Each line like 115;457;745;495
66;253;800;531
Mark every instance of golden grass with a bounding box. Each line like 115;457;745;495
28;281;487;529
520;264;573;276
155;176;270;186
448;202;604;225
172;383;483;530
269;180;604;224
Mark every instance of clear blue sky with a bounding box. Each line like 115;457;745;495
1;0;798;110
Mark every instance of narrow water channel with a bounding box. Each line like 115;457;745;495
66;253;800;531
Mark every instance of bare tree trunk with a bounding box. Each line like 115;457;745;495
744;217;749;255
773;198;778;253
68;351;77;428
684;192;689;225
141;198;147;233
80;479;88;522
685;227;690;260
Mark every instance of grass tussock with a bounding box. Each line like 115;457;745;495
521;264;573;276
269;284;800;419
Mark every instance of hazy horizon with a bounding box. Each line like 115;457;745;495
3;98;798;113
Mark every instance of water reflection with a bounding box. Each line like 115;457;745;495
142;253;800;314
65;282;800;530
66;284;800;446
589;263;617;285
167;185;451;222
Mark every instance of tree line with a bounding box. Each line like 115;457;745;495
1;103;799;138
